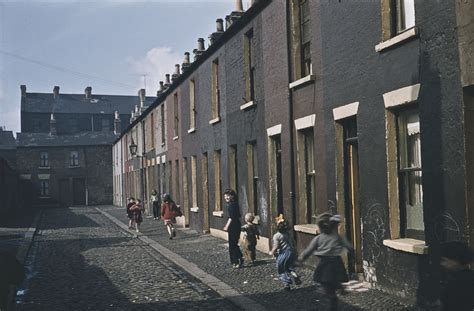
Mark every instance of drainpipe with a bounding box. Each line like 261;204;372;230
141;120;147;214
286;0;296;227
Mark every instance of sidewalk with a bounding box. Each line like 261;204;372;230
100;206;418;311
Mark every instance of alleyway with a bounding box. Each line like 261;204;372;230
12;206;422;310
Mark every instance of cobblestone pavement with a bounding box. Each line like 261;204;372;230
15;207;240;311
0;209;38;256
103;206;423;311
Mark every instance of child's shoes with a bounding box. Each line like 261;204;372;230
290;271;302;285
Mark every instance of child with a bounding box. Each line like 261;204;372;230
130;199;143;233
269;214;301;290
298;213;353;311
439;241;474;311
161;193;180;240
241;213;260;265
126;197;135;229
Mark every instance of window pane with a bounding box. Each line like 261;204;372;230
404;170;424;230
402;0;415;30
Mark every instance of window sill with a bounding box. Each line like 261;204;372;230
294;224;319;235
173;136;179;141
240;100;256;111
209;117;221;125
289;75;315;89
383;238;428;255
212;211;224;217
38;166;50;170
187;128;196;134
375;27;418;53
190;207;199;213
161;142;166;147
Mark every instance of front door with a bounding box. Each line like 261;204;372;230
58;179;71;208
343;117;362;274
73;178;86;206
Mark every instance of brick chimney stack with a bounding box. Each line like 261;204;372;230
20;85;26;98
172;64;180;83
181;52;191;72
53;86;60;99
209;18;225;46
164;74;171;87
139;88;146;106
85;86;92;99
114;111;121;135
157;81;165;96
193;38;206;61
50;113;57;136
226;0;244;29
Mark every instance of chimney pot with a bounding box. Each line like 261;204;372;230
182;52;191;72
197;38;205;51
165;74;171;86
159;81;164;91
114;111;121;135
50;113;57;136
20;85;26;98
85;86;92;99
174;64;180;75
53;86;60;99
235;0;243;12
216;18;224;32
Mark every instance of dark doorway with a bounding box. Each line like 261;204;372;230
73;178;86;205
58;179;71;208
342;117;362;275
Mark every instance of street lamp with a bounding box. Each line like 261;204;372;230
129;140;138;157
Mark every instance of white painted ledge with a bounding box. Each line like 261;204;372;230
209;117;221;125
173;136;179;141
383;238;428;255
333;102;359;121
212;211;224;217
187;128;196;134
294;224;319;235
375;27;418;52
190;207;199;213
383;83;420;108
289;74;315;89
240;100;256;110
266;124;282;137
294;114;316;130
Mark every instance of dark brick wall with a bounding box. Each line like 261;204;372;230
16;145;113;207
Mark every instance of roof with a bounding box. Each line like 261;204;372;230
0;130;16;150
17;131;118;148
21;93;155;115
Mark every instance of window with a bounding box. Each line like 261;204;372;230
150;113;155;149
189;79;196;130
175;160;180;203
299;0;311;77
191;156;198;208
214;150;222;211
303;129;316;223
247;142;258;215
397;109;423;238
40;180;49;196
211;59;220;120
70;151;79;167
391;0;415;35
161;104;166;145
244;29;256;102
102;119;110;132
268;134;284;217
40;152;49;167
174;93;179;138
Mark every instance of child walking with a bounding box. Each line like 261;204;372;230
299;213;353;311
241;213;260;265
126;197;135;229
269;214;301;290
161;193;180;240
130;199;143;233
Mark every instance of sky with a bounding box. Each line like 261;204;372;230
0;0;247;134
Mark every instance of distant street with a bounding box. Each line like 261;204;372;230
15;207;238;310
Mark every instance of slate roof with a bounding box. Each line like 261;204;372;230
0;130;16;150
21;93;155;115
16;132;118;148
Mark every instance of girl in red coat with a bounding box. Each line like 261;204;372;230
161;194;181;239
130;199;143;233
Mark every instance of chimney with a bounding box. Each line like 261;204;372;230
193;38;206;61
157;81;165;96
50;113;57;136
20;85;26;98
209;19;225;46
181;52;191;72
53;86;60;99
164;74;171;87
130;110;135;123
85;86;92;99
114;111;121;135
139;88;146;107
226;0;244;29
171;64;180;82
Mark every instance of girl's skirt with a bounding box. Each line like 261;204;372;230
313;256;348;288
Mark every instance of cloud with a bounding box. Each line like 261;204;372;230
127;46;182;95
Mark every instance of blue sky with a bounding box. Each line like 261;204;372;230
0;0;243;134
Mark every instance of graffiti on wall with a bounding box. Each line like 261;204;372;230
432;212;462;242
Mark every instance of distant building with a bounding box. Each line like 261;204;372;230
0;128;18;214
17;85;154;208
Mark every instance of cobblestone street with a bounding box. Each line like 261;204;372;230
15;207;239;310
